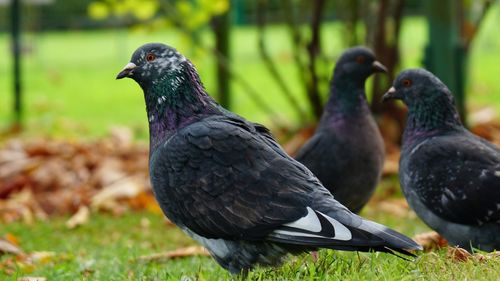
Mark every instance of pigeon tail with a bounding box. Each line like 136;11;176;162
267;207;421;257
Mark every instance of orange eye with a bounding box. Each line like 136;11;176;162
146;53;156;62
402;79;412;87
356;56;365;64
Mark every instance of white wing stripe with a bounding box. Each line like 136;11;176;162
317;211;352;241
283;207;321;232
273;229;329;239
275;207;352;241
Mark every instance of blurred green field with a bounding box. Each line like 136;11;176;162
1;11;499;139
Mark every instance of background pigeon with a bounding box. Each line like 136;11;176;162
296;47;386;213
383;68;500;251
117;43;421;273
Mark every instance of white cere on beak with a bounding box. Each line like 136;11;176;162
121;62;137;71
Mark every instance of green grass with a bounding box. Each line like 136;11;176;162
1;178;498;280
1;9;500;139
1;187;499;281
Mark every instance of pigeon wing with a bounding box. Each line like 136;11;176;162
406;132;500;225
150;115;420;254
149;116;317;239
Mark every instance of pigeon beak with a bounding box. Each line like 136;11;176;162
116;62;137;79
372;61;388;73
382;86;398;102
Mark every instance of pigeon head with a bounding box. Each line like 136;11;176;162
383;69;462;131
116;43;188;87
117;43;219;150
323;47;386;117
382;69;454;106
333;46;387;81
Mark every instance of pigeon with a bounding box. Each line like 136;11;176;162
295;47;386;213
382;68;500;251
116;43;421;274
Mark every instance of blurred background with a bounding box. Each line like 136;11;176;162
0;0;499;139
0;0;499;279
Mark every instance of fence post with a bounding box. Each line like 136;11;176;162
213;6;231;109
11;0;23;129
424;0;466;122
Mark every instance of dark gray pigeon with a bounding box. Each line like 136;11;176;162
116;43;421;274
383;68;500;252
296;47;386;213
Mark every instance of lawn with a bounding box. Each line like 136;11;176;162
1;9;500;139
1;181;499;280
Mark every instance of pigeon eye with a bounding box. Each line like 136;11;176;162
356;56;365;64
146;53;156;62
402;79;412;87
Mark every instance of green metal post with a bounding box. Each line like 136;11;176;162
11;0;23;128
424;0;466;122
214;7;231;109
232;0;246;25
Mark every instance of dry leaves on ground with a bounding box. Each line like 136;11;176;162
0;233;62;276
1;118;500;224
0;127;156;224
447;247;472;261
446;247;500;262
0;237;23;255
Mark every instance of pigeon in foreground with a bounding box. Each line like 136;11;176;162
116;43;421;273
296;47;386;213
383;69;500;251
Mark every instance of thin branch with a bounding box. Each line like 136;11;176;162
256;0;307;120
283;0;309;89
462;0;493;50
211;47;282;127
306;0;326;119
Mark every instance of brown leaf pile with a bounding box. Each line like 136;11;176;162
1;117;499;224
0;128;159;224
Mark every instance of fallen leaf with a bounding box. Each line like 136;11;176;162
382;148;400;176
376;198;409;218
0;238;23;255
26;251;57;264
126;191;161;214
136;246;209;262
4;233;20;245
282;126;315;157
469;107;495;125
91;176;147;212
412;231;448;251
78;259;95;277
66;206;90;229
0;256;17;275
140;217;151;228
109;126;133;148
17;277;46;281
93;159;127;187
447;247;472;262
382;160;399;176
